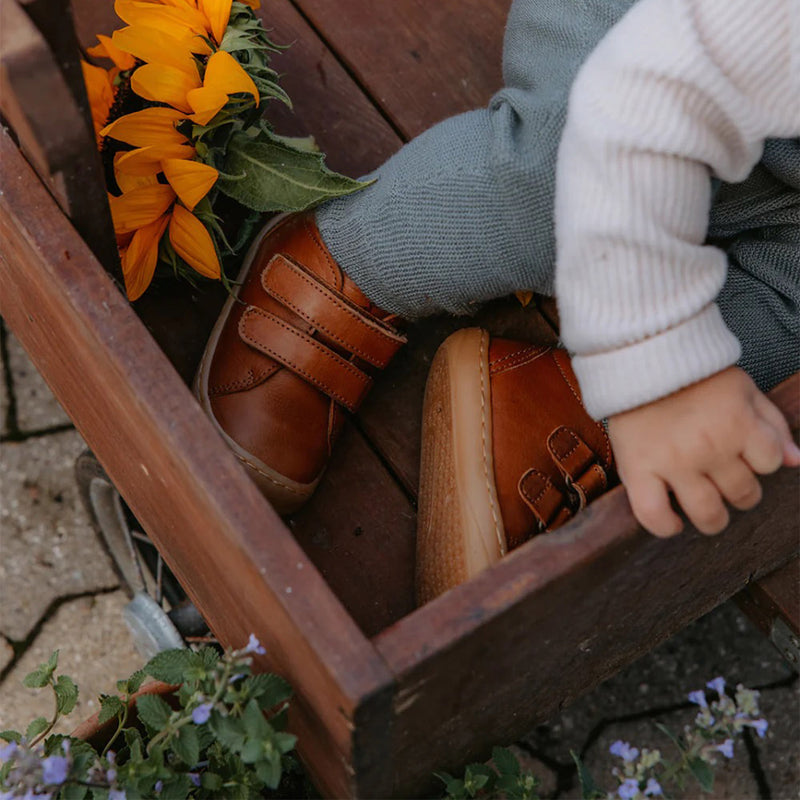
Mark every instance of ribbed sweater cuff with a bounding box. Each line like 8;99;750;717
572;303;742;420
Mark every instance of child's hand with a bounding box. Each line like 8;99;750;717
607;367;800;537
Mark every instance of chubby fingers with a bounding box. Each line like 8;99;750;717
625;472;683;538
752;392;800;468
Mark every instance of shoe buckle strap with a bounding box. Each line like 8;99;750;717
262;254;406;369
518;468;574;532
547;426;608;510
239;306;372;413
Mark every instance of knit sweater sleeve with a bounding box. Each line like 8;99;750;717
554;0;799;420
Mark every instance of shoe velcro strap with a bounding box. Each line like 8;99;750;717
518;468;573;532
547;426;608;509
239;306;372;413
261;254;406;369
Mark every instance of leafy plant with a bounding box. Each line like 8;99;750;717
0;635;299;800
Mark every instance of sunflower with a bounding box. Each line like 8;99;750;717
82;0;364;302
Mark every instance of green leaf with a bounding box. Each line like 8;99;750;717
570;750;600;800
209;713;246;753
124;727;144;760
158;774;191;800
143;648;199;684
23;653;58;689
136;694;172;731
241;738;264;764
255;755;282;789
218;131;370;213
26;717;49;740
127;670;146;695
274;731;297;754
435;772;467;800
492;746;521;777
246;673;292;709
0;730;22;743
654;721;686;754
202;772;223;791
242;698;270;739
688;756;715;792
54;675;79;715
62;783;89;800
171;724;200;767
98;695;126;725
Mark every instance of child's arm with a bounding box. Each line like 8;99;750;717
554;0;799;535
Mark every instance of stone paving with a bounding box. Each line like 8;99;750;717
1;317;798;799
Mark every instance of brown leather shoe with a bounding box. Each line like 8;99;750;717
194;212;406;514
416;328;617;603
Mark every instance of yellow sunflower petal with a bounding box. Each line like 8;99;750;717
515;290;534;308
81;60;116;140
87;34;137;70
115;144;197;175
198;0;231;45
108;184;176;235
101;107;188;147
169;204;221;278
186;86;229;125
122;214;170;301
113;26;198;73
203;50;259;105
131;62;201;112
113;153;161;192
114;0;212;52
161;159;218;211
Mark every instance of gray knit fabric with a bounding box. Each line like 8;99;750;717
317;0;799;392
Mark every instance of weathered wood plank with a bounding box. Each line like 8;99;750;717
292;0;511;139
736;556;800;641
0;131;395;799
375;373;800;796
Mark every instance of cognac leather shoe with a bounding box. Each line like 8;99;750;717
416;327;617;603
194;212;406;515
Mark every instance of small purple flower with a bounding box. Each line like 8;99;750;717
192;702;213;725
618;778;640;799
0;741;18;764
609;740;640;762
61;740;70;755
189;773;201;787
644;778;662;796
244;634;266;655
715;739;734;759
154;780;163;794
749;718;768;738
688;690;708;707
109;790;127;800
106;750;115;765
41;755;69;786
706;677;726;696
229;673;246;684
107;768;117;782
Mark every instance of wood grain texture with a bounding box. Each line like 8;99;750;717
291;0;512;139
736;556;800;638
0;132;395;799
374;374;799;797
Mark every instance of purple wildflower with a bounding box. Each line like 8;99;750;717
688;690;708;707
109;790;127;800
0;741;18;764
229;673;246;684
154;780;163;793
706;677;726;696
750;719;768;738
715;739;734;759
192;702;213;725
106;750;115;765
189;773;201;787
41;755;69;786
609;740;640;762
244;634;266;655
618;778;640;799
107;768;117;782
644;777;662;796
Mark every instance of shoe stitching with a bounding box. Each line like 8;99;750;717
265;263;400;367
489;346;550;377
479;331;506;557
236;453;310;495
553;354;613;466
240;310;371;410
305;216;339;288
550;427;581;461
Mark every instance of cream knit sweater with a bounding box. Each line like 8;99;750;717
555;0;799;420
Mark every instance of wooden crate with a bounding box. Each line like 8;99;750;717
1;1;798;796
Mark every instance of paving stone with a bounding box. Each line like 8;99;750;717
0;636;13;673
0;592;144;738
5;331;71;432
0;430;119;641
517;601;798;798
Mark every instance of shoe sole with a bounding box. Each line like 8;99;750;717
193;213;320;516
416;328;507;605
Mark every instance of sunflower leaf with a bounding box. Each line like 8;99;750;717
217;131;371;213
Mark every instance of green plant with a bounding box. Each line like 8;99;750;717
0;635;299;799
